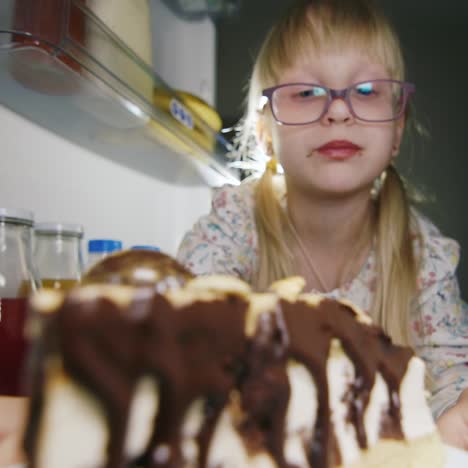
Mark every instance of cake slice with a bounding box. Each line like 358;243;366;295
23;270;444;468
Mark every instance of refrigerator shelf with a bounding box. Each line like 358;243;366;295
0;0;239;187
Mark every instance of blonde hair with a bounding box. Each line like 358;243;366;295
242;0;420;346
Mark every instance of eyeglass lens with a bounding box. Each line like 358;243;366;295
271;81;405;124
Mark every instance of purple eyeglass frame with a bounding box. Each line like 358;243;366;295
261;79;416;125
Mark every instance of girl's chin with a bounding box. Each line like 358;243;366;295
285;170;376;199
297;178;373;199
317;187;371;200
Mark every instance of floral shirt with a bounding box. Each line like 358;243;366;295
177;180;468;420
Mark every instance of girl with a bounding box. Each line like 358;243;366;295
177;0;468;449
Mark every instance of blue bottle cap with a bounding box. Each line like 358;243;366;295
131;245;160;252
88;239;123;253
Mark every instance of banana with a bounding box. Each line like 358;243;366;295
151;88;222;153
153;88;222;132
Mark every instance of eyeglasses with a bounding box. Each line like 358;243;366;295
261;79;415;125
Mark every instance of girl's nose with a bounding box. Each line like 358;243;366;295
322;97;353;124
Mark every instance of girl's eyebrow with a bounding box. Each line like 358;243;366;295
352;62;389;77
344;70;388;85
279;68;321;83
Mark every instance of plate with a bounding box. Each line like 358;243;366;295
6;446;468;468
445;444;468;467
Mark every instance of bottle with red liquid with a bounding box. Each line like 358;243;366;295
0;208;40;466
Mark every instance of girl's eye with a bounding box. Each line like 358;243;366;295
298;87;327;98
355;82;375;96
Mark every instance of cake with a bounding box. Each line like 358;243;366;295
23;259;444;468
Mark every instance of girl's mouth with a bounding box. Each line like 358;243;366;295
316;140;362;160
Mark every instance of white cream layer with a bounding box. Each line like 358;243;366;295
400;356;436;439
36;351;434;468
36;372;159;468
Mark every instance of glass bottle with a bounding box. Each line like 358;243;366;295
87;239;123;270
0;208;40;465
34;223;84;291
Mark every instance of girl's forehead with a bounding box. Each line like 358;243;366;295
276;48;390;84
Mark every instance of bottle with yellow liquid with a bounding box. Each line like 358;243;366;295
34;223;84;292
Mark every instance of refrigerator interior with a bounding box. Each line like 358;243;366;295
0;0;236;261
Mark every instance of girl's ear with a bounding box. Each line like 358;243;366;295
256;114;274;155
392;115;405;157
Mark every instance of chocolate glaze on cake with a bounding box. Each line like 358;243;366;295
279;298;411;467
24;281;416;468
25;289;248;468
239;304;292;467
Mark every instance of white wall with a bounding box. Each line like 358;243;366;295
0;106;211;260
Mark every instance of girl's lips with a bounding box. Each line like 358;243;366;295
316;140;362;160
